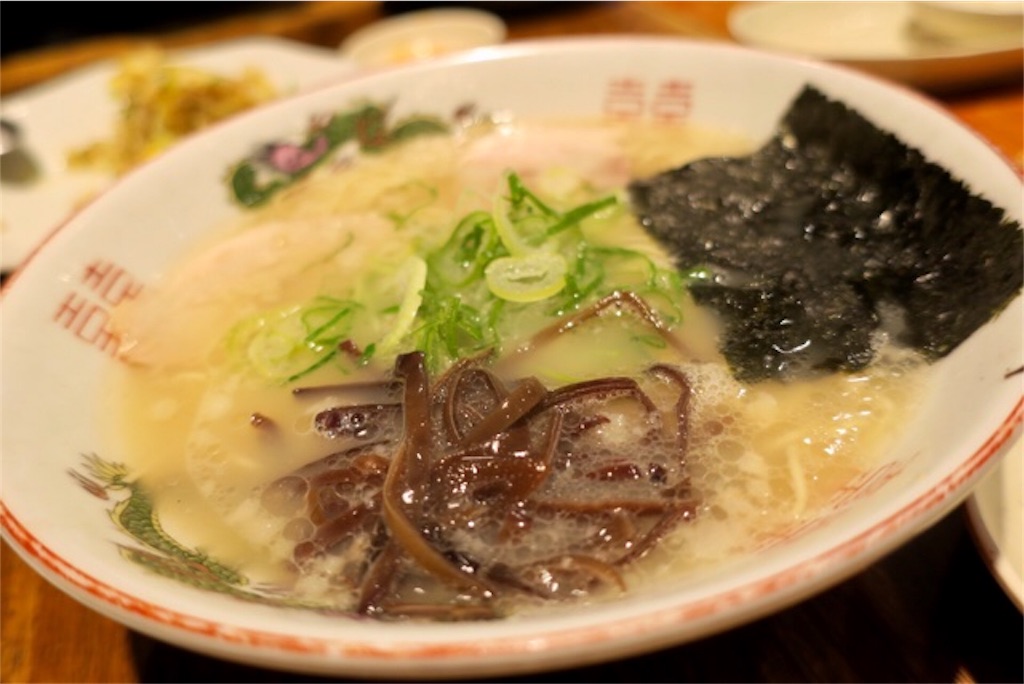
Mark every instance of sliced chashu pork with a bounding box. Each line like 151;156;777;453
112;213;393;369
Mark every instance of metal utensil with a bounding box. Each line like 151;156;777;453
1;118;41;184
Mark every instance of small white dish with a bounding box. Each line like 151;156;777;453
728;1;1023;91
0;37;358;272
339;7;507;69
967;434;1023;610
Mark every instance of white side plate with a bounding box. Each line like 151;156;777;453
0;37;357;272
729;2;1023;92
967;434;1024;611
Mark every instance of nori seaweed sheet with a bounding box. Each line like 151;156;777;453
628;86;1023;382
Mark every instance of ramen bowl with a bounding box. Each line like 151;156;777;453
2;37;1021;679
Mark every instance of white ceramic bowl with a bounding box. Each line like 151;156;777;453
2;37;1021;679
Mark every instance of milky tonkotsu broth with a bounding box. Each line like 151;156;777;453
106;117;933;614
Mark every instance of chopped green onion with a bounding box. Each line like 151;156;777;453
544;194;619;237
227;170;687;380
486;253;568;303
493;191;537;257
377;256;428;354
230;298;362;383
428;211;502;286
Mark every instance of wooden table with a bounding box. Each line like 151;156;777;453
2;3;1021;682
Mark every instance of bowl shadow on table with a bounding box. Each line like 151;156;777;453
126;508;1023;683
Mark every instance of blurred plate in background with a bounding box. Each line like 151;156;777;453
339;7;507;68
729;1;1023;92
967;435;1024;612
0;37;357;272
